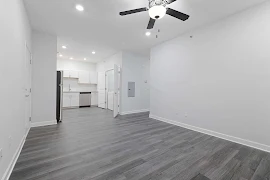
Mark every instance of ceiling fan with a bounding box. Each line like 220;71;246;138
119;0;190;29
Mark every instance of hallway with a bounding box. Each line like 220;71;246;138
10;108;270;180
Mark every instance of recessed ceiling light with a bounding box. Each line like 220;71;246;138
76;4;84;12
59;54;63;57
92;51;96;54
145;32;151;36
62;46;67;49
70;57;73;60
84;58;87;60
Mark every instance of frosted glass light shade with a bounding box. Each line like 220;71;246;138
149;5;166;19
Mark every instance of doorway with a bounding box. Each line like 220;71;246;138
97;65;120;117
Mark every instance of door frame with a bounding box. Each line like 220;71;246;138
113;65;121;118
25;41;32;134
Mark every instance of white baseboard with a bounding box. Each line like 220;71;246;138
120;109;150;115
149;114;270;153
1;127;30;180
31;120;57;128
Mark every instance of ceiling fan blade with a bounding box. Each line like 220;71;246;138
147;18;156;29
166;0;177;4
166;8;189;21
120;7;148;16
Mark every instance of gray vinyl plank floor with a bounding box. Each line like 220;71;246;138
9;107;270;180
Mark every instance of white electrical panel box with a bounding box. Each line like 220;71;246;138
128;82;135;97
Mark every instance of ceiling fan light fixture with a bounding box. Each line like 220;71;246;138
149;5;166;20
76;4;84;12
119;0;189;30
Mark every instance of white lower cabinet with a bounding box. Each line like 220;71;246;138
63;93;79;107
70;93;79;107
63;93;71;107
91;92;98;106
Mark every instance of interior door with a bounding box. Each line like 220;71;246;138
107;92;114;110
98;72;106;108
113;65;119;117
24;43;32;133
105;70;114;110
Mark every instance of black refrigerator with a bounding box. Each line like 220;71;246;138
56;71;63;122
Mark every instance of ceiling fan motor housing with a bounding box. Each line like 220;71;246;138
148;0;167;19
149;0;167;8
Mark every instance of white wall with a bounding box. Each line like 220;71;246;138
96;52;122;109
57;59;96;72
150;1;270;151
121;52;150;114
0;0;32;179
31;31;57;126
97;51;150;115
96;52;122;72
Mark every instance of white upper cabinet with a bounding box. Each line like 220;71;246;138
63;70;79;78
69;71;79;78
78;71;90;84
89;72;98;84
63;71;70;78
63;70;97;84
91;92;98;106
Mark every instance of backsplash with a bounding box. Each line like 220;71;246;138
63;78;97;92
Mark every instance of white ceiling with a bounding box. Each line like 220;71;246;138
24;0;266;63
